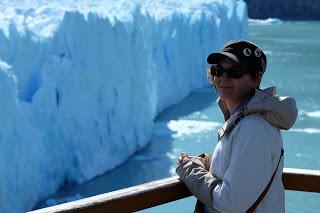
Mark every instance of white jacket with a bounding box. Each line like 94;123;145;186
176;87;298;213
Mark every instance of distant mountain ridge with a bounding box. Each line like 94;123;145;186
245;0;320;20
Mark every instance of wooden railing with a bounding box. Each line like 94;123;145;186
29;168;320;213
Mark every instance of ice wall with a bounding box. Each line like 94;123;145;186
0;1;247;212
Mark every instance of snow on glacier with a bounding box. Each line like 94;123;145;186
0;0;247;212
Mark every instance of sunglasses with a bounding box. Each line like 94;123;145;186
210;64;249;79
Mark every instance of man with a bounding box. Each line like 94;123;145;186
176;40;298;213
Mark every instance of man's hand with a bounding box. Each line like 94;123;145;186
177;152;191;165
191;156;206;166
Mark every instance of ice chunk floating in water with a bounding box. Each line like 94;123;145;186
248;18;283;25
290;128;320;134
0;0;248;212
154;120;221;138
300;110;320;118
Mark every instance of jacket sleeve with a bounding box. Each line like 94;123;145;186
176;158;220;208
211;116;281;212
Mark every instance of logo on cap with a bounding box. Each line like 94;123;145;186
243;48;251;56
255;48;262;57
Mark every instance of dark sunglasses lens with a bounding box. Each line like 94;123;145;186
227;69;244;79
210;65;244;79
210;66;224;77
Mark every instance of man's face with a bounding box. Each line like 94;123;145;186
213;57;258;109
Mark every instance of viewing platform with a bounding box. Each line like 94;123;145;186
29;168;320;213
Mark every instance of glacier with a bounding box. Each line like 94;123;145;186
0;0;248;212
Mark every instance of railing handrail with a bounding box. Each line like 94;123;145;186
29;168;320;213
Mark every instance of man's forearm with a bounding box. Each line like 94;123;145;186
176;160;220;208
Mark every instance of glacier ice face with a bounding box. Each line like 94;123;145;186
0;1;247;212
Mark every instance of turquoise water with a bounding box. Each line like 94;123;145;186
248;21;320;213
36;21;320;212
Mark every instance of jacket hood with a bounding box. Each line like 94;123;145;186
245;87;298;130
218;87;298;130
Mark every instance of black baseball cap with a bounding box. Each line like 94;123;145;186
207;39;267;73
